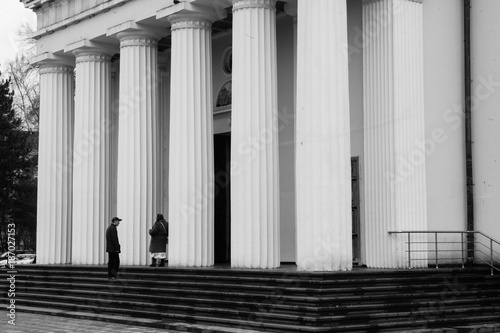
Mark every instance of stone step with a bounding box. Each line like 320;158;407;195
11;283;500;314
7;270;496;293
14;286;320;314
16;298;500;332
6;275;499;304
14;291;500;328
16;293;320;322
4;265;499;332
15;264;493;281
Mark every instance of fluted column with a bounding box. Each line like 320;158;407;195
168;14;214;267
363;0;427;268
295;0;352;271
231;0;280;268
284;0;297;100
158;53;170;218
110;59;120;219
116;30;159;265
36;62;74;264
71;49;112;265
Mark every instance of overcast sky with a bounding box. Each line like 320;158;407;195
0;0;36;69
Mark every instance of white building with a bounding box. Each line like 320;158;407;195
24;0;500;271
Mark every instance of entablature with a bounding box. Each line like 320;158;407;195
22;0;133;39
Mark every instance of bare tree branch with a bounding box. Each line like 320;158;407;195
6;24;39;133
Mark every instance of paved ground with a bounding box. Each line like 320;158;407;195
0;310;264;333
2;311;499;333
0;312;172;333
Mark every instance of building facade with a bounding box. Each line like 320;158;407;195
23;0;500;270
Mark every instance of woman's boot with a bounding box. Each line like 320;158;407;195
149;258;156;267
159;259;165;267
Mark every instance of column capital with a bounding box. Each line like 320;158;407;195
232;0;276;12
169;15;213;32
74;52;112;64
116;30;160;48
39;65;74;75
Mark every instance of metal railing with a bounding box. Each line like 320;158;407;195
388;231;500;275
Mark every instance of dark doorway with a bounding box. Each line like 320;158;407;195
351;157;361;264
214;133;231;264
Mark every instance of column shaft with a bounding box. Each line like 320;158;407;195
295;0;352;271
168;15;214;267
37;64;74;264
231;0;280;268
72;50;112;264
116;31;159;265
158;54;170;219
363;0;427;268
110;60;119;219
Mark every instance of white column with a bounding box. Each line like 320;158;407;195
168;13;215;267
71;49;112;265
363;0;427;268
158;53;170;218
295;0;352;271
284;0;297;100
36;62;74;264
116;29;159;266
231;0;280;268
110;59;119;218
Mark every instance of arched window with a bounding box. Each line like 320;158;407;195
216;80;232;108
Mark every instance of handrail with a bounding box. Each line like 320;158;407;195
388;230;500;275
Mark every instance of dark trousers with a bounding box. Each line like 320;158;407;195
108;252;120;278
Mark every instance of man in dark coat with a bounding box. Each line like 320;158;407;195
149;214;168;267
106;217;122;279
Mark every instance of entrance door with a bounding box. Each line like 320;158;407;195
352;157;361;264
214;133;231;264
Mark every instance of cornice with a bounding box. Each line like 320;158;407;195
30;52;75;67
21;0;55;10
65;39;118;56
30;0;132;40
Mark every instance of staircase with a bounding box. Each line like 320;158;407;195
2;265;500;332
